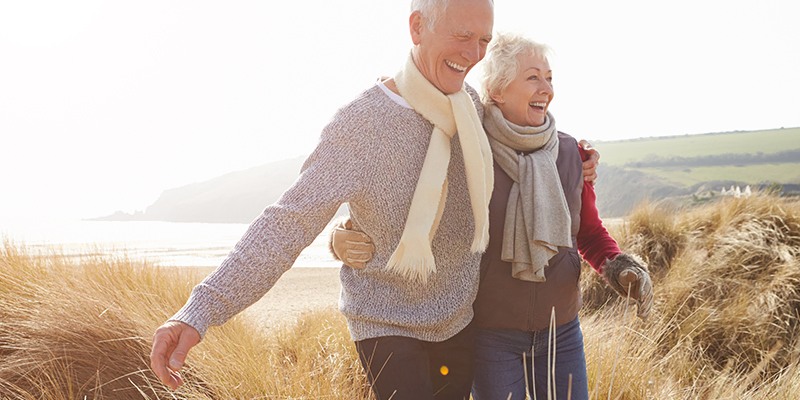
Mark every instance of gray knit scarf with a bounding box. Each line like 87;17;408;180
483;104;572;282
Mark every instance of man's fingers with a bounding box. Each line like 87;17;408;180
583;150;600;169
150;321;199;390
582;150;599;183
582;151;598;162
169;326;200;371
169;369;184;389
579;139;595;153
150;334;174;385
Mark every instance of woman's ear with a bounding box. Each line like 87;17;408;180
489;90;505;104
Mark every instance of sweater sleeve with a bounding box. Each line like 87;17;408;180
576;145;621;274
170;108;371;338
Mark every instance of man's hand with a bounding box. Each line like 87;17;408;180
579;139;599;185
329;218;375;269
150;320;201;390
603;253;653;320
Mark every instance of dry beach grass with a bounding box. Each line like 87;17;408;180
2;192;800;399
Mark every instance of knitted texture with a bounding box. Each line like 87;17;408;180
171;84;485;342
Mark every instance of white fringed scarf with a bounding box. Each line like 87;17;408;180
483;105;572;282
387;54;494;282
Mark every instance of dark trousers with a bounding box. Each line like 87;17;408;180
355;324;475;400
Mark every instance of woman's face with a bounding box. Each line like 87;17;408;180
491;52;553;127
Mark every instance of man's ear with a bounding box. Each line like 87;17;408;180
409;11;424;45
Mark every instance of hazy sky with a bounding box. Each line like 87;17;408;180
2;0;799;221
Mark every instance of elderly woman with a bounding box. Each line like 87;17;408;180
467;32;652;400
331;33;653;400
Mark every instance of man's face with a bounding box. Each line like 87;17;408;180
411;0;494;94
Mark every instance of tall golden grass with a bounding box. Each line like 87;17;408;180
1;192;799;399
581;193;800;399
0;243;369;399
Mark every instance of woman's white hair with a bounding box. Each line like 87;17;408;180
480;32;554;105
410;0;450;30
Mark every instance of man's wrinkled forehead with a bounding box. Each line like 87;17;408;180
436;0;494;29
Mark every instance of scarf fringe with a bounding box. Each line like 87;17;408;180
386;236;437;283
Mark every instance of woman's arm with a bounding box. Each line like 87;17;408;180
576;145;621;273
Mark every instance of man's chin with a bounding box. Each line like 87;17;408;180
438;81;466;94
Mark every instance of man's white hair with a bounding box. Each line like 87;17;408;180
410;0;450;30
480;32;553;105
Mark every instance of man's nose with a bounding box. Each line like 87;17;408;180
462;41;482;63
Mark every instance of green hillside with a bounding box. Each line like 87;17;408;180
638;163;800;186
594;127;800;167
591;127;800;217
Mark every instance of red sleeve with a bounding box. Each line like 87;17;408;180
577;145;621;274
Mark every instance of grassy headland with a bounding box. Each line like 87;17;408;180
594;127;800;168
591;127;800;217
2;192;800;399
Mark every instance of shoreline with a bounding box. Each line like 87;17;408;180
188;266;343;330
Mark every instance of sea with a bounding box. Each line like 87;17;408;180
0;218;339;269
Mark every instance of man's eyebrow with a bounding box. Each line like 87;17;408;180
453;29;493;41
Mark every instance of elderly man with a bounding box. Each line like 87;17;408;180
151;0;595;399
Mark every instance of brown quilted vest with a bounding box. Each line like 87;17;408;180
472;132;584;332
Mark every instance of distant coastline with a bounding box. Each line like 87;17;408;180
90;127;800;223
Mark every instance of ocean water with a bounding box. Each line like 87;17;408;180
0;218;339;268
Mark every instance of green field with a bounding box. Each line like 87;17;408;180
633;162;800;187
594;127;800;167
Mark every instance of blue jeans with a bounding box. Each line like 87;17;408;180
472;316;589;400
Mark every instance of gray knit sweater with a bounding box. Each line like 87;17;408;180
171;84;485;342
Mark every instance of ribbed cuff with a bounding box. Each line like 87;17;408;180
169;301;212;339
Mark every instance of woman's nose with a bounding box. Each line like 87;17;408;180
540;79;553;95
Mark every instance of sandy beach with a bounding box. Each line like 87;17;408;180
236;267;342;330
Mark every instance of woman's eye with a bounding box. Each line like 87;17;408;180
528;75;538;81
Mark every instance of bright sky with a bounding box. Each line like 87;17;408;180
1;0;799;221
